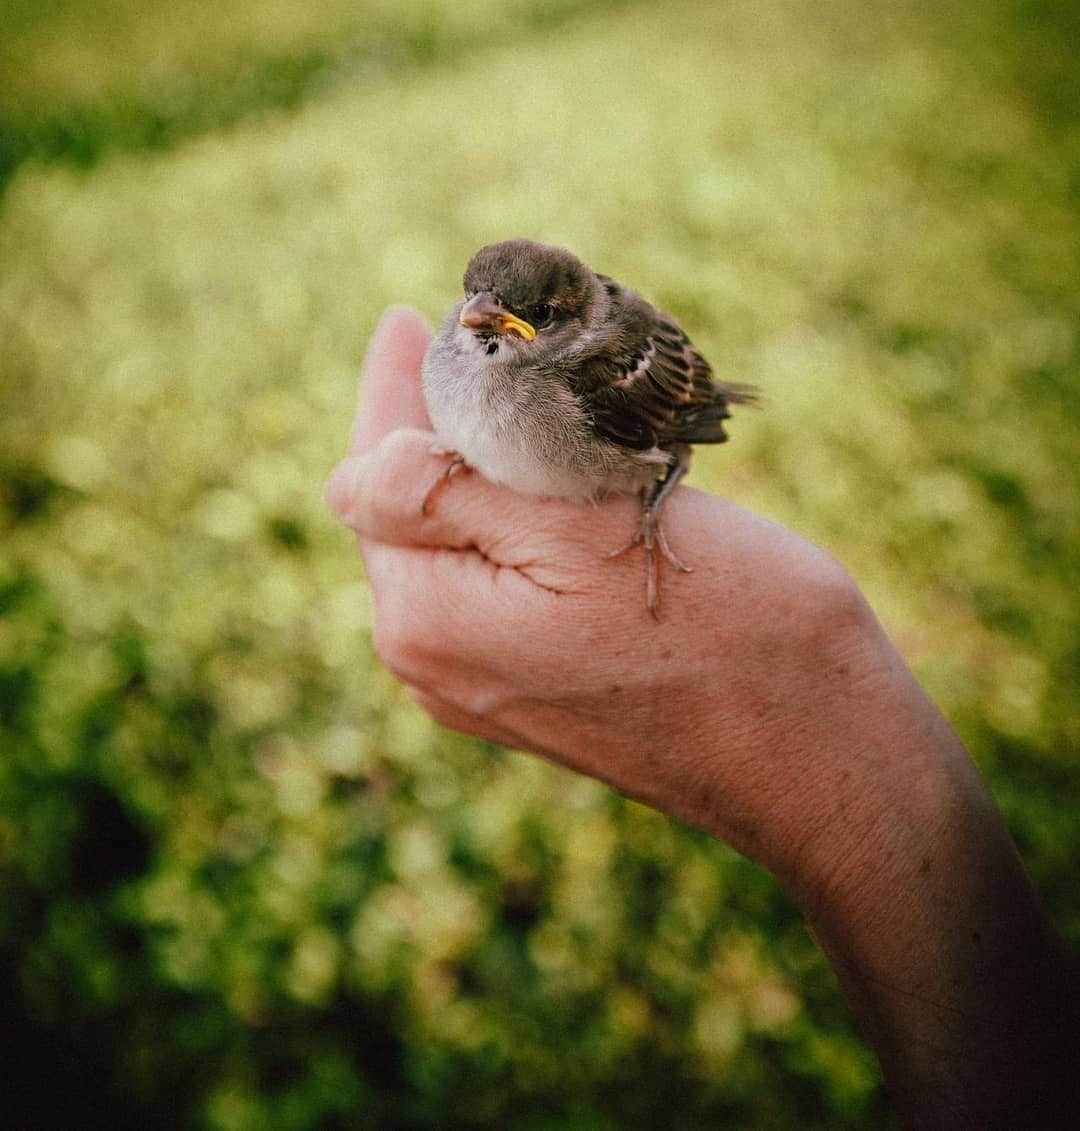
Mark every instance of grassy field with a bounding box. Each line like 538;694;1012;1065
1;1;1077;1127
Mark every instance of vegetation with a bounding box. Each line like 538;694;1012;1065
1;1;1076;1127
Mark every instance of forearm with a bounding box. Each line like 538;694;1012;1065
771;628;1079;1128
329;351;1077;1127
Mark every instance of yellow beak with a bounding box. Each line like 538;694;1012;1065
459;293;537;341
496;312;537;341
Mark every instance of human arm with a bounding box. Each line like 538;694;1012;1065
326;307;1079;1128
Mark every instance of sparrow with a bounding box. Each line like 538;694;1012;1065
421;239;756;618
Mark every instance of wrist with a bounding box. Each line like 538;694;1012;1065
699;569;926;894
758;609;1074;1126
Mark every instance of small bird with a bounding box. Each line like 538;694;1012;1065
421;239;756;617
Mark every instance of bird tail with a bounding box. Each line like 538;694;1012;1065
716;381;760;406
677;382;760;444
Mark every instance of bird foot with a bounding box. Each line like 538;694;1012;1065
606;506;693;620
421;448;469;516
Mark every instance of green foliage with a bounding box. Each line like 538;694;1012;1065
1;0;1077;1127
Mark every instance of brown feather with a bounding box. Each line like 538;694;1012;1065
571;285;757;452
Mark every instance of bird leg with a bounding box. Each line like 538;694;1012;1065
421;447;470;516
606;450;693;620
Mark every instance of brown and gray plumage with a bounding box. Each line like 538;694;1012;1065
421;239;757;616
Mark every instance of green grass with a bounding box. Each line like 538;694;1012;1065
0;0;625;187
1;1;1077;1128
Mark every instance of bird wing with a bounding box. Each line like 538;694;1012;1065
570;288;756;452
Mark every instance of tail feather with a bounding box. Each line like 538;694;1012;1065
675;382;760;444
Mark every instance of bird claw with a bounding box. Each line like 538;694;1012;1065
606;505;693;620
421;449;468;516
655;524;694;574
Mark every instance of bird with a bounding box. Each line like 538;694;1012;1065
420;239;757;618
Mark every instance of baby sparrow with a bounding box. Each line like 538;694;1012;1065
421;239;756;617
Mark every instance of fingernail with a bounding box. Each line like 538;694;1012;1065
324;457;364;522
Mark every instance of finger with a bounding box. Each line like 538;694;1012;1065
327;428;598;558
349;305;432;456
359;539;447;634
361;541;519;691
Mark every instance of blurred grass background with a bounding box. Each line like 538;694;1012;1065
1;0;1077;1127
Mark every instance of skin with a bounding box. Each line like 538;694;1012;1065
326;306;1079;1129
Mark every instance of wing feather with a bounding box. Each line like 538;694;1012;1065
570;289;756;451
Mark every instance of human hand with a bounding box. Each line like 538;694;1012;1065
325;307;910;898
326;307;1078;1127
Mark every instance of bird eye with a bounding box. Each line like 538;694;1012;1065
531;302;556;329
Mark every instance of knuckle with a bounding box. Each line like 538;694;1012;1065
366;451;413;528
377;426;429;468
407;687;456;729
380;428;438;489
798;556;877;659
371;613;427;684
363;429;434;529
454;683;507;718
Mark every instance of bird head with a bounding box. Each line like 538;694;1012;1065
458;239;600;351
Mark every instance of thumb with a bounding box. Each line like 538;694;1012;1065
349;305;432;456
